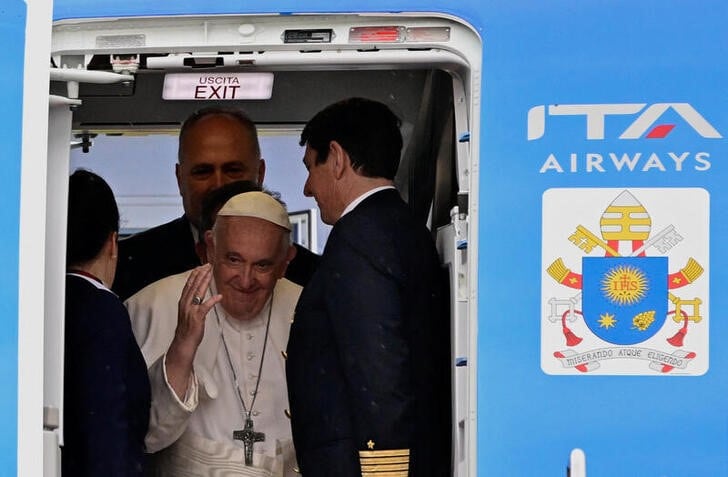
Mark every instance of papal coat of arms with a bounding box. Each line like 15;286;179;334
541;188;709;375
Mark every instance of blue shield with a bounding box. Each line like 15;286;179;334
582;256;667;345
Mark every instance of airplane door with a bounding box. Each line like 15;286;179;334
12;0;56;476
45;65;136;477
44;91;75;477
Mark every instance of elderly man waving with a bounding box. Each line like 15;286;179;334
127;190;299;477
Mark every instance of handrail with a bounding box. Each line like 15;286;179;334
567;448;586;477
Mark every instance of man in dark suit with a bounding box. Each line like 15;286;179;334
286;98;451;476
113;107;319;300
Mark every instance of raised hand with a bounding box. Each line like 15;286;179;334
166;264;222;399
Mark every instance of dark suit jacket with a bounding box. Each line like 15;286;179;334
286;189;451;476
113;216;200;301
63;274;151;476
114;215;321;301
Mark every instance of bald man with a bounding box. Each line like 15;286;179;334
114;107;319;300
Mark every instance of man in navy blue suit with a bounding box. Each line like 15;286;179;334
286;98;451;476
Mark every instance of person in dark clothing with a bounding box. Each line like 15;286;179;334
63;169;151;476
113;107;319;300
286;98;451;476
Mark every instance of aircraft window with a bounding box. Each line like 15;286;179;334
69;130;330;253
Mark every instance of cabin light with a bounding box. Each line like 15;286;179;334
348;26;406;43
283;29;334;44
406;26;451;42
162;72;274;100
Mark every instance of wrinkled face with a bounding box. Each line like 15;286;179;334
177;114;264;228
302;144;340;225
206;216;292;321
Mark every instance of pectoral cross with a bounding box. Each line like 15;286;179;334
233;417;266;466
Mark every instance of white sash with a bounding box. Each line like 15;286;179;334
150;431;297;477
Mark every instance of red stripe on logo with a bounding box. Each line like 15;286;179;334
646;124;675;138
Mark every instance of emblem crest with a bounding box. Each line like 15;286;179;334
582;257;667;345
541;188;708;375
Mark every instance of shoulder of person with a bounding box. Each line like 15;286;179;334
124;269;193;309
118;216;190;254
67;276;130;331
274;278;303;305
293;242;320;263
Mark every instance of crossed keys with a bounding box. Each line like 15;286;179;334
548;223;702;326
568;224;683;257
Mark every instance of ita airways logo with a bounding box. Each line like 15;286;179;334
541;188;709;375
528;103;722;140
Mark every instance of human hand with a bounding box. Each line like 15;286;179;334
173;263;222;354
166;264;223;399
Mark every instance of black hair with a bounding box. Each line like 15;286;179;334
299;97;403;179
66;169;119;268
198;180;286;235
178;106;261;162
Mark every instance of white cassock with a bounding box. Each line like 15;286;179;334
125;271;302;477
